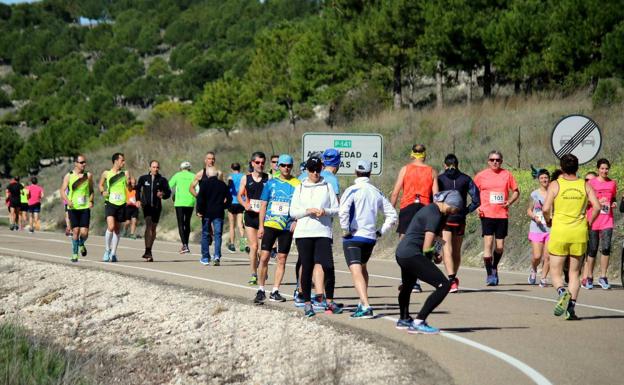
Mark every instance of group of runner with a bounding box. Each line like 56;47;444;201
6;144;622;333
4;175;44;232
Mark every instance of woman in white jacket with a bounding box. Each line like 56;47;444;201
290;156;340;317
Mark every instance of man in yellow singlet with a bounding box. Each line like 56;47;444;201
543;154;600;320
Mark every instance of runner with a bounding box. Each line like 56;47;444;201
26;177;44;233
19;183;28;230
390;144;439;292
196;166;231;266
190;151;221;196
269;155;280;178
527;168;551;287
395;191;463;334
123;177;139;239
254;154;301;304
169;161;196;254
237;152;269;285
226;163;246;253
60;155;94;262
473;150;520;286
581;158;618;290
437;154;480;293
339;160;397;318
5;176;22;231
98;153;131;262
291;156;341;317
136;160;171;262
542;154;600;320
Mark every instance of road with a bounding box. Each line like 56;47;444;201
1;228;623;385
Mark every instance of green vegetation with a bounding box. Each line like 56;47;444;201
0;322;90;385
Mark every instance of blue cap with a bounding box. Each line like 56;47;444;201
322;148;341;167
278;154;294;165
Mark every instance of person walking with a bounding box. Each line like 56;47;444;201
169;161;196;254
196;166;231;266
136;160;171;262
226;163;246;253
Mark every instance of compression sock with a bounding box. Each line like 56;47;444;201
72;239;79;255
493;251;503;269
484;257;493;276
568;299;576;310
111;232;120;255
78;237;86;246
448;274;456;281
104;230;112;250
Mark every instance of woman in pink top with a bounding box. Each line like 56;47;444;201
581;159;617;290
26;177;44;233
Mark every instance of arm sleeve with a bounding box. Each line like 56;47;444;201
324;184;340;216
379;194;398;235
338;188;353;231
289;185;307;219
135;176;144;204
466;179;481;214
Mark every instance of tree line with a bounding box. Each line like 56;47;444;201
0;0;622;175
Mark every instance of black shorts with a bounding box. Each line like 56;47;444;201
244;211;260;229
143;205;162;223
20;203;29;211
343;241;376;266
444;221;466;236
104;202;126;223
261;227;293;254
68;209;90;229
28;203;41;213
480;217;508;239
228;203;244;215
9;199;21;209
125;205;139;220
397;203;424;234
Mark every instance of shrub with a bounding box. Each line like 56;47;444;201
592;78;621;108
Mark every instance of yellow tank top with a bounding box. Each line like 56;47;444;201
550;177;588;243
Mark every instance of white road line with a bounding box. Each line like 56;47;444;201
0;245;552;385
1;232;623;315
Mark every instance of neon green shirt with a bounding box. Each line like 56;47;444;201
169;170;196;207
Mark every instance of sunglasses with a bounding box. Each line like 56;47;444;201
308;169;321;174
77;161;86;164
489;158;502;163
271;160;278;163
253;160;265;165
279;164;293;168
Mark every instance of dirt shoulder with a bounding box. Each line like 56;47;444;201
0;255;453;385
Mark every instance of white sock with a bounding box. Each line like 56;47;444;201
104;230;112;250
259;286;265;292
413;318;424;325
111;232;120;255
271;287;279;294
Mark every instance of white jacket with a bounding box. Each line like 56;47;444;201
339;177;397;241
290;177;339;239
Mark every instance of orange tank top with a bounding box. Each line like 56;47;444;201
401;164;433;209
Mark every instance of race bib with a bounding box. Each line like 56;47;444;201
249;199;262;212
489;192;505;205
111;192;123;202
270;201;290;216
129;197;137;204
77;196;86;205
600;204;610;215
534;211;544;224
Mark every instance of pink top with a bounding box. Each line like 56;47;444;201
27;184;44;205
587;178;617;230
474;168;518;219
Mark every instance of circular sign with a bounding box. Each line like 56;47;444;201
551;114;601;165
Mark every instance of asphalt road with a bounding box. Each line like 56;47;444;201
1;228;623;385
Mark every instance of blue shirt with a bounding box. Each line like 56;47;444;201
260;176;301;230
229;173;243;204
298;171;340;195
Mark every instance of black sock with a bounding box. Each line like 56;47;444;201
146;247;151;253
448;274;456;281
493;251;503;269
568;299;576;310
484;257;493;276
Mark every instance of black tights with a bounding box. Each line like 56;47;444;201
397;255;451;321
295;237;335;302
175;207;194;245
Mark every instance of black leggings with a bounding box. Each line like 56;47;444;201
397;255;451;321
175;207;194;245
295;237;335;302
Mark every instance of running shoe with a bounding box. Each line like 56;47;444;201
581;277;593;290
227;243;236;253
539;278;548;288
239;238;247;252
178;246;186;254
248;274;258;285
183;245;190;254
110;254;118;263
304;304;315;318
486;274;497;286
212;259;220;266
80;245;87;257
254;289;266;304
200;257;211;265
395;317;414;330
312;295;327;311
412;282;422;293
71;254;78;263
269;291;286;302
293;290;305;307
528;269;537;285
102;249;111;262
449;278;459;293
325;302;343;315
350;305;374;319
554;290;571;317
28;228;34;234
564;309;579;321
141;251;152;260
598;277;611;290
129;234;137;240
270;248;277;260
408;322;440;335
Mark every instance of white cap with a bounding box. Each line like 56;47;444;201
180;161;191;170
356;160;372;173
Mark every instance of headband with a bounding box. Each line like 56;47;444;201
411;151;426;159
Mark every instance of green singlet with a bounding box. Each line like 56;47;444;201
68;172;90;210
105;169;127;206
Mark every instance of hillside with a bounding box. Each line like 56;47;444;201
31;92;624;277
